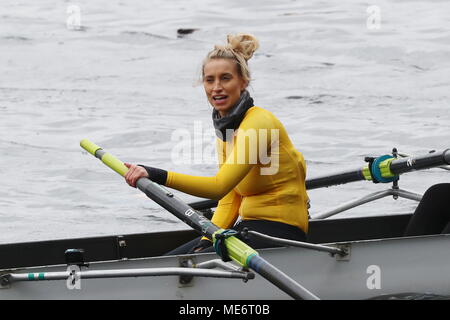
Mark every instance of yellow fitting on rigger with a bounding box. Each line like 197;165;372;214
213;229;259;268
362;164;372;181
379;158;396;178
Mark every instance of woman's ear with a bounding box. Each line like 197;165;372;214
241;80;249;92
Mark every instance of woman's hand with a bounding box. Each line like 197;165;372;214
124;163;149;188
188;239;213;253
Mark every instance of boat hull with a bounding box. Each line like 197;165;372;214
1;233;450;300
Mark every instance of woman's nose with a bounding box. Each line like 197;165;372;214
212;80;223;91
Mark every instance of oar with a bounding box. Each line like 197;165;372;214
188;149;450;210
80;139;319;300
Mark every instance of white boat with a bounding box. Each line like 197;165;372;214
1;144;449;300
1;212;449;300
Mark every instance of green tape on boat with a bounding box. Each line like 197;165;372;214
27;273;45;281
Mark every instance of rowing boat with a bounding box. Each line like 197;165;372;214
0;144;449;300
1;214;450;300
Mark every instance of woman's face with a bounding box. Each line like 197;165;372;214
203;58;248;117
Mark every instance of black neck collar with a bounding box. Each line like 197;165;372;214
212;90;254;141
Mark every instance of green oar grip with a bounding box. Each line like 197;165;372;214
101;153;129;177
80;139;129;177
80;139;101;156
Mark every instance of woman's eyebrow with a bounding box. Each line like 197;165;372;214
204;72;233;78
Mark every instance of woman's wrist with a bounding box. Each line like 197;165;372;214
138;165;168;185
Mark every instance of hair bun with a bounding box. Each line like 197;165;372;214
226;33;259;61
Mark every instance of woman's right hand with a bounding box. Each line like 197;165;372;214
188;239;213;253
124;163;149;188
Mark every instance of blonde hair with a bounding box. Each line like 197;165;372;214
202;33;259;84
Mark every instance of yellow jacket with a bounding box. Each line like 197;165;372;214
166;106;309;233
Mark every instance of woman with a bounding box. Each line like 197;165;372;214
124;33;310;254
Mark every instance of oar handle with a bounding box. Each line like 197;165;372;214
80;139;102;156
80;139;128;177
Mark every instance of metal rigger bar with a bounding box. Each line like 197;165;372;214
1;265;254;287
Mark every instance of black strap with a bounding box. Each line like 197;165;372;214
213;229;239;262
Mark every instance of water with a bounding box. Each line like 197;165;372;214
1;0;449;244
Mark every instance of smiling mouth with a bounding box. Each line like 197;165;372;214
213;95;228;101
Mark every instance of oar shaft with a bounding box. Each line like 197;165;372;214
187;149;450;210
389;149;450;175
136;178;219;238
306;148;450;190
247;255;319;300
306;168;366;190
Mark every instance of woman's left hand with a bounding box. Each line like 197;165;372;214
188;239;213;253
124;163;149;188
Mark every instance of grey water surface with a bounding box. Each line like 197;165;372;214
0;0;449;243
